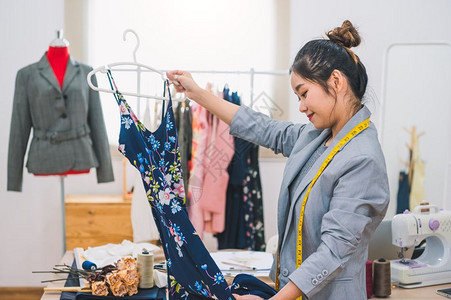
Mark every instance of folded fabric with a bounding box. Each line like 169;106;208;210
231;274;277;299
83;240;160;268
153;270;167;288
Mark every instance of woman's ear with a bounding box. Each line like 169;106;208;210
329;70;345;93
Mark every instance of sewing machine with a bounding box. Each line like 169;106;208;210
391;205;451;288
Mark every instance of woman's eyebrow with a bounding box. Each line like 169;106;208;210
295;83;304;92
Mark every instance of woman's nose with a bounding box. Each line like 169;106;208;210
299;100;307;113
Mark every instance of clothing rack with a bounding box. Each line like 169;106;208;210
87;28;288;204
116;68;288;107
87;29;288;110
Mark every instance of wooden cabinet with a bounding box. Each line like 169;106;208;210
65;195;133;250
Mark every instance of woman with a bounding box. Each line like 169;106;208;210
167;20;389;300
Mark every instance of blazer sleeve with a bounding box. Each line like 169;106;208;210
87;71;114;183
7;70;32;192
229;105;305;157
288;154;390;298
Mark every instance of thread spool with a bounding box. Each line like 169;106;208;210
82;260;97;271
373;258;391;297
366;260;373;298
420;201;430;213
137;250;154;289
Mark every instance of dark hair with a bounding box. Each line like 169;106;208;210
290;20;368;103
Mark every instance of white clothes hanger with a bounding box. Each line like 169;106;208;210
87;29;183;102
87;62;177;102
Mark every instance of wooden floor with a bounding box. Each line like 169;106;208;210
0;287;43;300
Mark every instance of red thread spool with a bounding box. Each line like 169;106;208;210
366;260;373;298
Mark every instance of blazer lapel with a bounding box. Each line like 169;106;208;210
279;129;331;242
286;106;372;232
281;127;326;188
37;53;61;92
277;128;330;242
62;57;80;93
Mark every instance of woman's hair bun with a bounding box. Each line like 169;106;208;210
326;20;361;48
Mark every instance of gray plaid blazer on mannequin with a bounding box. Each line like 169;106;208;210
7;54;114;192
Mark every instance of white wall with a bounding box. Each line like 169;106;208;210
1;0;288;286
289;0;451;218
0;0;65;286
382;45;451;213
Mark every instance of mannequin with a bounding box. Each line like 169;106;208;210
35;32;90;176
8;28;114;192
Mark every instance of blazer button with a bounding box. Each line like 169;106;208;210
282;269;289;276
63;94;68;100
317;274;323;281
60;113;67;119
311;278;319;285
322;269;329;276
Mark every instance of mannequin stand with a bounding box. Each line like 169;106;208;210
60;176;66;253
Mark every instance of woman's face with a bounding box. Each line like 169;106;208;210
290;72;338;130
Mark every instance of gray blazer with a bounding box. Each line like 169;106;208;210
230;105;389;299
7;54;114;192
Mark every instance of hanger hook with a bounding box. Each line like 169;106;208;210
123;29;140;63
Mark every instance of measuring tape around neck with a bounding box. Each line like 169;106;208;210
275;118;370;295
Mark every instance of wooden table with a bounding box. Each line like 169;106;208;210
41;251;450;299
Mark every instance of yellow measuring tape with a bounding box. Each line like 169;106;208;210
275;118;370;295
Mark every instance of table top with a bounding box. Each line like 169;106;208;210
390;284;450;299
41;251;451;300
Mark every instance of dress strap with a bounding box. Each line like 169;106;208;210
107;70;172;111
162;79;172;119
106;70;121;105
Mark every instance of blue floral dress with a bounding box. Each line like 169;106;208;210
107;71;233;300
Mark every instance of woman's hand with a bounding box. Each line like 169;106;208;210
166;69;240;125
166;70;202;100
232;294;264;300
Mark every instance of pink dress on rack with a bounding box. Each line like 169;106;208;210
187;102;209;237
200;110;234;234
188;91;234;238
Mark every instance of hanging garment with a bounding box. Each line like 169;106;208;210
216;88;265;251
217;88;249;250
107;71;233;300
187;103;210;238
199;111;234;234
131;101;160;243
242;144;265;251
409;134;425;209
7;54;114;191
187;85;234;238
397;171;411;214
174;99;193;188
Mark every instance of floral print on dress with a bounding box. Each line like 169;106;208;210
243;145;265;251
107;71;232;300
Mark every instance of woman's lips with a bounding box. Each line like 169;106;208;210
307;113;314;121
